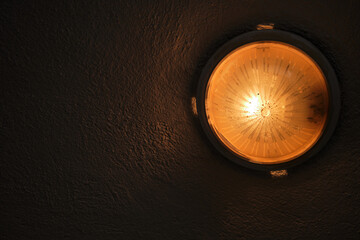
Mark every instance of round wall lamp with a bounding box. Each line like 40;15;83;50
197;29;340;171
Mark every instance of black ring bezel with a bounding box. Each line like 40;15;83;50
196;30;341;171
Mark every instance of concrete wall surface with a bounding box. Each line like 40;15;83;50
1;1;360;239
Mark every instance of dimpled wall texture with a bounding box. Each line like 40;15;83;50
1;0;360;239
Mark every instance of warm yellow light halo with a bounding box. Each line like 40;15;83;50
205;41;329;164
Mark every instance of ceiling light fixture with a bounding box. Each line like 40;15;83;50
197;29;340;171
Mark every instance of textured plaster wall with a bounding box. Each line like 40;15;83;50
1;0;360;239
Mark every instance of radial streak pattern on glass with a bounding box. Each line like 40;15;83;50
205;41;329;164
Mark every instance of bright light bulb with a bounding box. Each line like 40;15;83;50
244;96;261;116
205;41;329;164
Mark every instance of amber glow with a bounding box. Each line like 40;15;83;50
205;41;329;164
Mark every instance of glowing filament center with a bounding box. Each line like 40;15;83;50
244;96;262;116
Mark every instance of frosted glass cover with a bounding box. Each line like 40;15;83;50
205;41;329;164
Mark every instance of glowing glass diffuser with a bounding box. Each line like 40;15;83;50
197;30;340;170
